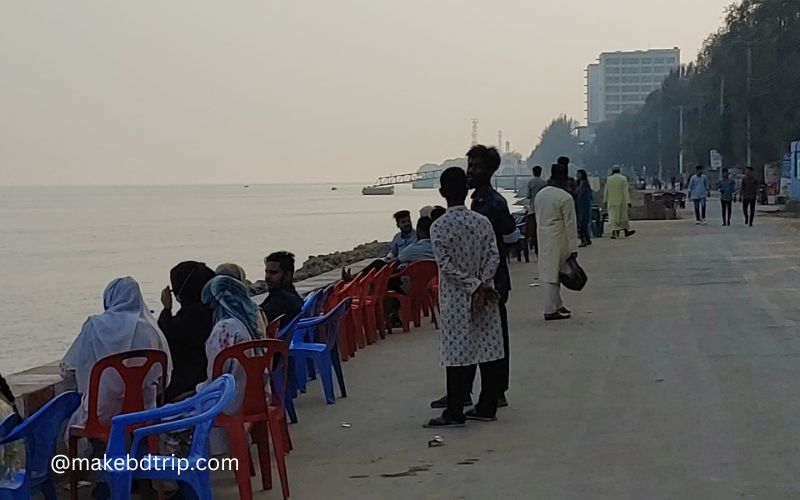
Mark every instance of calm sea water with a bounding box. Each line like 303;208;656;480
0;183;474;375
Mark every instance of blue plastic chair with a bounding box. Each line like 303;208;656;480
293;285;337;391
103;374;236;500
277;291;317;423
288;299;351;404
0;413;21;440
0;392;81;500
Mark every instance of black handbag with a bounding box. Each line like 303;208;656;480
559;256;588;291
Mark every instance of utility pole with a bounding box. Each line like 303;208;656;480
471;118;479;146
679;105;685;176
657;118;663;182
719;75;725;116
746;44;753;167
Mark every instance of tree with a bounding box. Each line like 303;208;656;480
525;115;581;170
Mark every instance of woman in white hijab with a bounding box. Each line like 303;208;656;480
60;277;172;432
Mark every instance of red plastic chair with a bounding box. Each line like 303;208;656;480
266;314;285;338
68;349;168;500
386;261;439;333
339;270;373;347
364;265;393;339
213;339;292;500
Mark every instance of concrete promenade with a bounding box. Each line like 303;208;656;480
202;207;800;500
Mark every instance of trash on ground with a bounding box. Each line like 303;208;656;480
341;422;352;428
529;283;541;287
428;435;445;447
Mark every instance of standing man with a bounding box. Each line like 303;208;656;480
525;165;547;255
741;167;759;226
425;167;504;427
387;210;417;259
467;145;516;408
604;167;636;239
536;164;579;321
687;164;710;225
717;168;735;226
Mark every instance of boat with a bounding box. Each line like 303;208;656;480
331;186;338;191
362;185;395;196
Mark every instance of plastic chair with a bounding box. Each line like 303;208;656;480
386;261;438;333
277;291;317;423
68;349;168;500
341;270;375;346
0;392;81;500
288;299;351;404
266;314;284;338
212;340;292;500
103;374;236;500
335;277;368;352
0;413;21;439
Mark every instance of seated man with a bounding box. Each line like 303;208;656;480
397;216;434;265
387;210;417;259
260;251;304;329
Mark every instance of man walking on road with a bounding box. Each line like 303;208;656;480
535;163;579;321
425;167;504;428
603;167;636;239
741;167;759;227
525;165;547;255
688;164;710;225
717;168;735;226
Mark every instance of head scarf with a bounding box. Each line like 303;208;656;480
61;277;171;393
170;261;216;305
201;276;259;339
215;263;247;282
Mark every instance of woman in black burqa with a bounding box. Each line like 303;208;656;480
158;261;216;402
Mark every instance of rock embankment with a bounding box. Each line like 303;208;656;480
294;241;390;281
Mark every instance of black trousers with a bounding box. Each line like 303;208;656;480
445;359;502;421
721;200;732;225
743;199;756;224
499;300;509;394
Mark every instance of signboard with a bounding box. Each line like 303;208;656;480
710;150;723;170
764;164;780;196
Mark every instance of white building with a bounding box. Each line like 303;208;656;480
586;48;680;124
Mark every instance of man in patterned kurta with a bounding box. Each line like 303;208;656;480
425;167;505;428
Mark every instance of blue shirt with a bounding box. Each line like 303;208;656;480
717;178;735;201
687;174;709;200
397;238;434;264
388;231;417;259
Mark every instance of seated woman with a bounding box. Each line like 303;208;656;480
60;277;172;435
198;276;262;415
215;262;268;337
158;261;216;402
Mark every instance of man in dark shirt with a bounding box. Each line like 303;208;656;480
260;251;304;329
740;167;759;227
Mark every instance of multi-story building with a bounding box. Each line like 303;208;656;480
586;48;680;124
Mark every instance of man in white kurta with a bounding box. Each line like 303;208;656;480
603;167;636;238
535;164;579;320
426;167;504;428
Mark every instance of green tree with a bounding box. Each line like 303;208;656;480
525;115;581;169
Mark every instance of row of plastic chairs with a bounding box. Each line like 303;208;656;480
0;376;237;500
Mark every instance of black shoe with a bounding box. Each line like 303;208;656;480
558;306;571;315
544;312;571;321
624;230;636;237
465;409;497;422
423;416;465;428
497;394;509;408
430;394;473;409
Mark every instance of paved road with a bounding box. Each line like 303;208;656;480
213;206;800;500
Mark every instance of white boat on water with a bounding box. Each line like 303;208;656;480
362;185;395;196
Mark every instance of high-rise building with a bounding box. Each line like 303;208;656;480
585;48;680;124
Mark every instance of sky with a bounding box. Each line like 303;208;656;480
0;0;734;186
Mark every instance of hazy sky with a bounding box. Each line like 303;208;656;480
0;0;734;186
